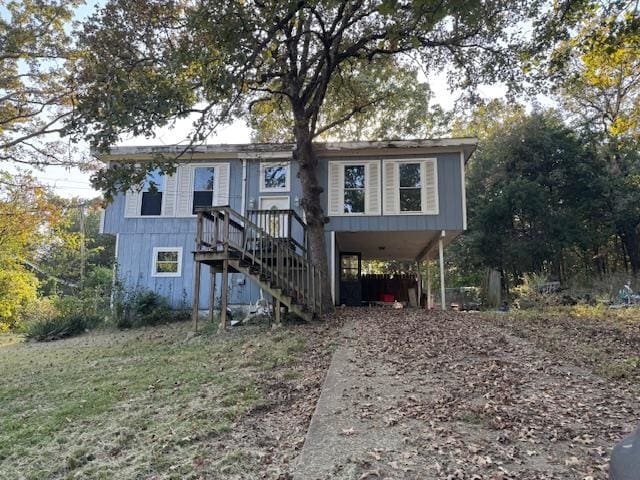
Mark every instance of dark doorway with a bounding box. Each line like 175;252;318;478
339;252;362;306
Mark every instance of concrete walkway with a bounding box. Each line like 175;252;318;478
292;309;639;480
294;323;401;480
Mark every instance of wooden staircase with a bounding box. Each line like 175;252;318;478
191;207;323;328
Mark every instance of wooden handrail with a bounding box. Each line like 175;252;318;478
195;206;321;317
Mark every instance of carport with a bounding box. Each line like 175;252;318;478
330;229;462;308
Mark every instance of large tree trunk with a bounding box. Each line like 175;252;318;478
619;224;640;276
292;116;334;311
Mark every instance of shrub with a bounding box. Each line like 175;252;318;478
113;288;174;328
25;314;101;342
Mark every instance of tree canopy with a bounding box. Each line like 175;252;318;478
0;0;83;169
68;0;590;305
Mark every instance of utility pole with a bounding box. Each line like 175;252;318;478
78;201;86;289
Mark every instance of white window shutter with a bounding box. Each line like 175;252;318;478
383;160;398;215
423;159;439;214
327;161;343;216
176;164;194;217
213;163;230;206
124;187;141;218
365;161;381;215
162;172;178;216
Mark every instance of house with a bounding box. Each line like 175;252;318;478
99;138;476;321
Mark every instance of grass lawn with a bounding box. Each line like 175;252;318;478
0;320;336;480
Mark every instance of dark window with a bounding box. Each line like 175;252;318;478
141;170;164;216
399;163;422;212
263;164;287;190
192;167;215;214
344;165;365;213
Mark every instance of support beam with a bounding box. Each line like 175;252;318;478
330;231;336;305
415;233;440;263
438;232;446;311
273;297;281;328
208;267;216;324
192;260;202;331
427;261;432;310
219;259;229;330
416;261;422;307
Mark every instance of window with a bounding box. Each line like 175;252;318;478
192;166;216;214
399;163;422;212
343;164;365;213
141;170;164;216
152;247;182;277
382;158;438;215
340;254;361;281
260;162;290;192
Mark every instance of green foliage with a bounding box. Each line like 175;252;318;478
25;314;100;342
113;288;175;329
250;56;449;142
69;0;588;195
0;268;38;331
37;198;115;292
458;106;610;283
554;10;640;274
1;0;82;165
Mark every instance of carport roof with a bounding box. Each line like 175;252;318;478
335;230;462;262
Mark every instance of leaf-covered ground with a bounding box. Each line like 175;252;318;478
0;320;340;480
3;308;638;479
296;308;639;479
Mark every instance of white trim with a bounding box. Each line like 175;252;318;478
99;209;105;234
383;158;439;216
327;159;381;216
438;233;446;310
179;162;229;217
241;158;247;216
258;195;291;209
259;161;291;192
460;151;467;230
331;231;336;305
151;247;183;277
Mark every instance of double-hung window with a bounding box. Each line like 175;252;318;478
343;165;365;213
327;160;380;216
141;170;164;216
382;158;438;215
192;167;216;214
399;163;422;212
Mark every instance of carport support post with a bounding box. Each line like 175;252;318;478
438;230;446;311
192;260;201;331
208;267;216;324
219;259;229;331
416;261;422;307
427;261;432;310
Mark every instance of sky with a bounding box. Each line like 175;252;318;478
35;2;511;199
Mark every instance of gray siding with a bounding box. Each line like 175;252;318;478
245;158;305;216
104;149;466;308
116;231;259;308
318;152;464;232
103;159;245;235
108;159;259;308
